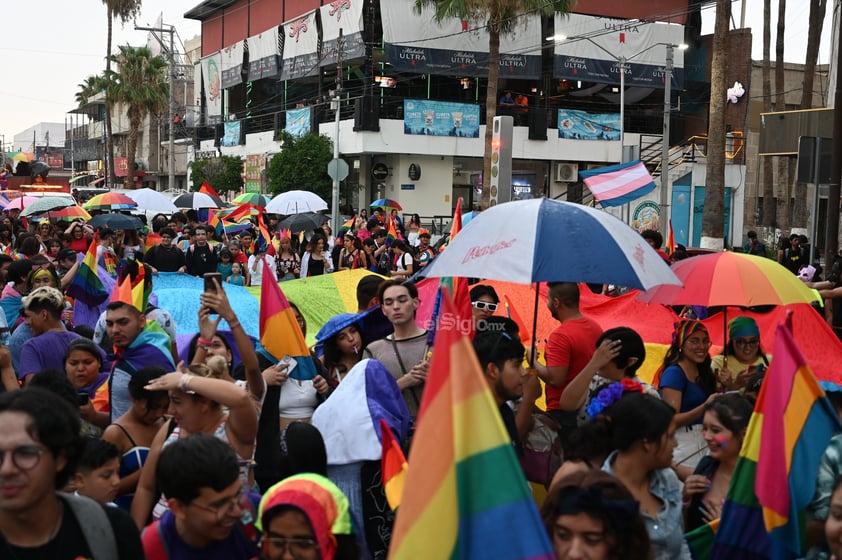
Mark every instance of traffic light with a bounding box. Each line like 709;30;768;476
489;116;513;206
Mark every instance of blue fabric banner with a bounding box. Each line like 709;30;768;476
557;110;621;141
285;108;311;138
221;121;241;147
403;100;480;138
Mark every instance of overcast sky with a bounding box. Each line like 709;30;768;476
0;0;833;147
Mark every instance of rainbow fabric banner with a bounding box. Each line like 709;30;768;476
389;292;554;559
66;231;108;305
258;260;317;380
710;319;842;558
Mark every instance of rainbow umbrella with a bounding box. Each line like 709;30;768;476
370;198;402;211
637;251;821;308
51;205;92;221
231;192;270;208
217;205;261;219
12;152;35;162
83;192;138;211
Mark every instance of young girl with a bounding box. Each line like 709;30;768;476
276;235;301;281
226;261;246;285
217;249;234;279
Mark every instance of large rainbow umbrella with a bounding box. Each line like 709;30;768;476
83;192;138;211
51;205;92;221
231;192;270;208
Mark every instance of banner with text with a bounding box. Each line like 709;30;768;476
403;100;480;137
552;14;684;89
280;10;319;81
285;108;311;138
244;154;265;193
557;110;621;141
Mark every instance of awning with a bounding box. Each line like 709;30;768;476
220;41;245;89
280;9;319;81
552;14;685;89
247;27;281;81
319;1;364;67
381;0;542;79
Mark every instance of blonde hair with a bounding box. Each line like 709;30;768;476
21;286;66;315
187;358;226;380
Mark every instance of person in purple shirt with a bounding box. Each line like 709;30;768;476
19;286;80;384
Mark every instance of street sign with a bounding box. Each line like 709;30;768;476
327;158;349;181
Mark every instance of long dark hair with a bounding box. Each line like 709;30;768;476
322;324;361;379
659;324;716;395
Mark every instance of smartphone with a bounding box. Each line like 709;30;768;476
278;355;298;373
203;272;223;313
77;392;90;406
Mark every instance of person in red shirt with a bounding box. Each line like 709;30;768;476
533;282;603;444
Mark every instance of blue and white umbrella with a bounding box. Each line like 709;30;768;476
422;198;681;291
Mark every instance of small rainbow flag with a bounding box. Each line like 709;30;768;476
449;197;463;240
199;181;220;198
380;418;408;510
259;260;317;380
710;319;842;558
667;219;676;255
66;231;108;306
386;214;398;245
389;291;554;559
342;215;356;229
256;213;273;255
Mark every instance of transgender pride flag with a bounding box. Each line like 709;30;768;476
580;160;657;207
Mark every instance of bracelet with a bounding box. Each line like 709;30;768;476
228;319;241;330
197;337;215;347
178;373;194;393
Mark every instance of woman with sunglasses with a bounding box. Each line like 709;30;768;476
711;317;770;393
102;366;170;511
469;284;500;327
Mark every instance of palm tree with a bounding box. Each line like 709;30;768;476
414;0;574;208
107;45;168;188
802;0;827;109
700;0;730;250
761;0;775;228
76;75;106;107
103;0;142;186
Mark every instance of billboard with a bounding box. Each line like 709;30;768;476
403;100;480;138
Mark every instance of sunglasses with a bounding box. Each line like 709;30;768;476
472;301;498;312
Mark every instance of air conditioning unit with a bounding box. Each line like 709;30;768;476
555;162;579;182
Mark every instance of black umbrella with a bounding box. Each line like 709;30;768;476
173;192;225;209
88;213;143;230
278;212;329;234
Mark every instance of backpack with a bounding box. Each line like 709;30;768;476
60;493;119;560
376;250;391;276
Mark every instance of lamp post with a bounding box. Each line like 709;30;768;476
660;44;674;240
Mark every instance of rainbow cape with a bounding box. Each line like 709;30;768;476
66;231;108;305
389;292;555;559
258;260;317;380
379;418;408;510
709;319;842;558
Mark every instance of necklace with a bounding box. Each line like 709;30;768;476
1;500;64;557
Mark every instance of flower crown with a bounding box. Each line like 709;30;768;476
586;378;645;419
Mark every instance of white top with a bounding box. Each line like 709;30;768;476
277;379;318;418
248;254;276;287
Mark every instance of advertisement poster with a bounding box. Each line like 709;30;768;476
285;108;311;138
244;154;265;193
221;121;241;147
403;100;480;137
557;110;621;141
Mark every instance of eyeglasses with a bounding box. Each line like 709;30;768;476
734;338;760;348
472;301;498;312
189;487;245;521
263;537;320;557
0;445;45;471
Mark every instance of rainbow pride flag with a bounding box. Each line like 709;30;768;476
66;231;108;305
259;260;317;380
709;319;842;559
386;214;398;245
199;181;220;198
380;418;408;510
389;292;554;559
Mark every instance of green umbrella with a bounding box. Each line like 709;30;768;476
19;196;77;217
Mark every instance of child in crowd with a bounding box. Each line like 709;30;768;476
73;437;121;506
217;249;234;279
226;262;246;286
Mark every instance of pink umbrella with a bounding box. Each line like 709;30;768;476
3;196;39;211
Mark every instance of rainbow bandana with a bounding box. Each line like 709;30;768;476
257;473;352;560
673;319;707;348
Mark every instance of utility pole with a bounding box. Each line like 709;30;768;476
331;29;343;232
660;44;674;240
136;23;176;191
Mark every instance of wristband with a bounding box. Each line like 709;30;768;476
197;337;215;346
228;319;242;330
178;373;194;393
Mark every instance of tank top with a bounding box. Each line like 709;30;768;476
110;423;149;511
277;379;318;419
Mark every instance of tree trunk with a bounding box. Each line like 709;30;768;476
481;5;501;210
802;0;826;109
761;0;776;228
775;0;793;232
126;114;140;190
701;0;730;250
105;8;117;188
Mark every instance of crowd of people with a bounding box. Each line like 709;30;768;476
0;200;840;560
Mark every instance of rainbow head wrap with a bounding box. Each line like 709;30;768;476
672;319;707;348
257;473;352;560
